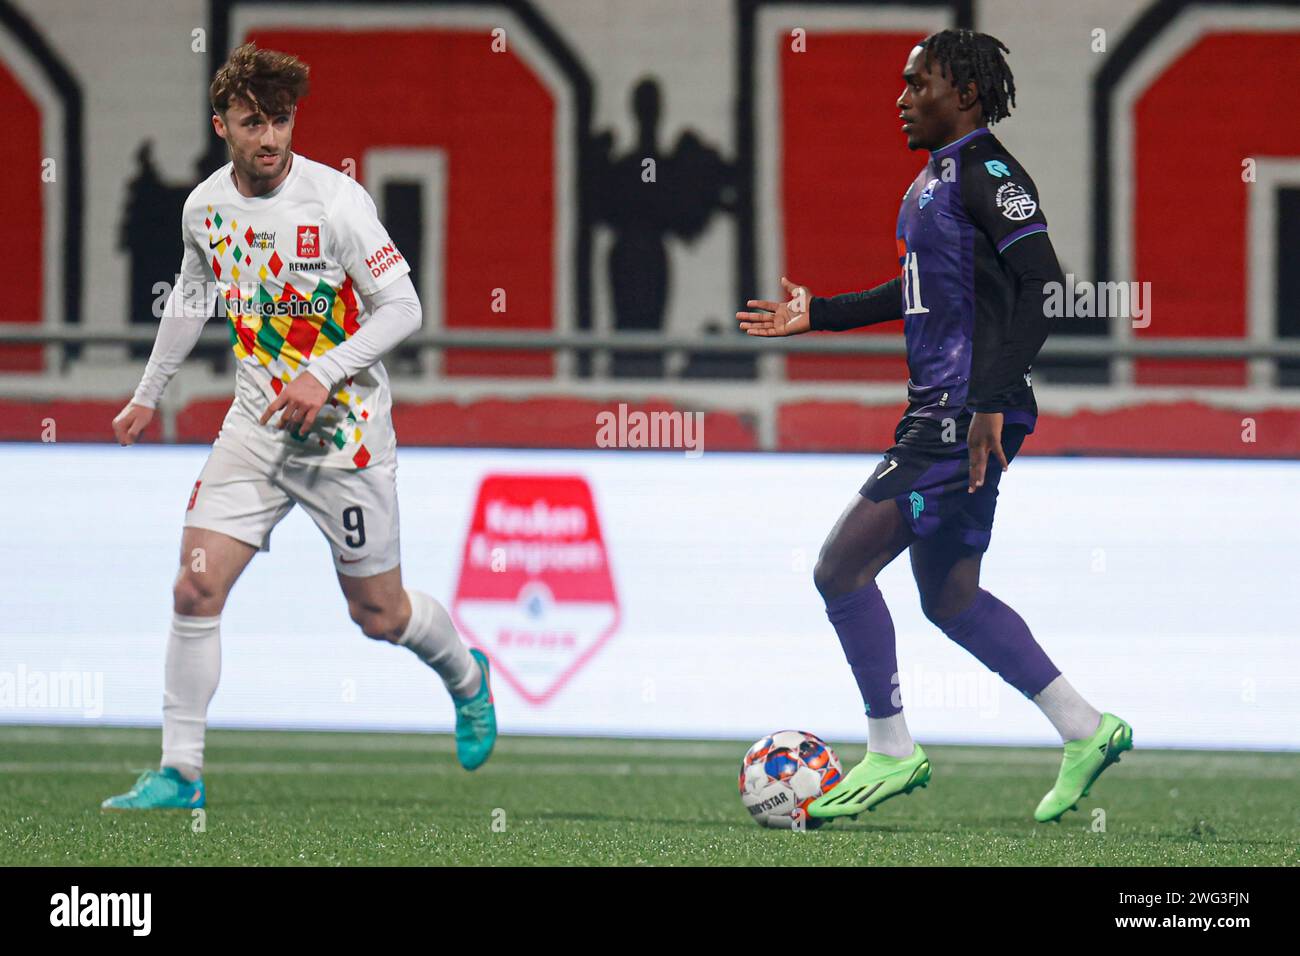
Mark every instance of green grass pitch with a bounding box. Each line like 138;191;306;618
1;725;1296;866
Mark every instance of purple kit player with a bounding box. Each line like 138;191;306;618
737;30;1132;822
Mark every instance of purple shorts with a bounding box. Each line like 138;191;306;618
860;415;1032;552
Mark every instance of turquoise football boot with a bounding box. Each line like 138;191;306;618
101;767;205;811
453;649;497;770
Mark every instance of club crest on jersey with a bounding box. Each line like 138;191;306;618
918;178;941;209
296;225;320;258
995;182;1037;221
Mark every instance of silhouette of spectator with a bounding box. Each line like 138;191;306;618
588;79;738;377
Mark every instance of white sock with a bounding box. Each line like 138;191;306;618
1033;675;1103;743
399;590;481;699
868;713;915;758
161;613;221;781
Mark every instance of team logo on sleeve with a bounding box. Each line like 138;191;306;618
994;182;1037;220
918;178;941;209
984;159;1010;177
296;225;320;258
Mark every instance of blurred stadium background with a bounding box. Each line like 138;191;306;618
2;0;1298;761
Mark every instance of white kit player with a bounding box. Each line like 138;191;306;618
103;43;496;811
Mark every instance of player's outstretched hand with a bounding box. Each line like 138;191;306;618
967;411;1009;493
737;276;812;336
112;403;154;446
260;372;329;434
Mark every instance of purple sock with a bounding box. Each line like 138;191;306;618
825;580;901;718
936;589;1060;697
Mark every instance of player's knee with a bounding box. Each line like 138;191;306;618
919;596;947;626
814;547;862;601
920;589;975;627
349;602;401;643
173;573;225;616
812;553;837;599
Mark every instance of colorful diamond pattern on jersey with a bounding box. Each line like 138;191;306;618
208;204;372;469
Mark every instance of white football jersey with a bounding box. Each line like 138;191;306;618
178;152;410;469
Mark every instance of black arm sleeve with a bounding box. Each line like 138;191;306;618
808;277;903;332
960;148;1063;412
968;232;1063;412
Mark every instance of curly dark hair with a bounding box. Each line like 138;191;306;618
209;41;310;117
919;29;1016;125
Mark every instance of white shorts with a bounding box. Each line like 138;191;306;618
183;435;401;577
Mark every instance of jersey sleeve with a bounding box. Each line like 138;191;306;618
809;277;903;332
130;200;219;409
961;150;1063;412
304;274;422;391
326;179;412;297
960;150;1049;255
967;231;1063;411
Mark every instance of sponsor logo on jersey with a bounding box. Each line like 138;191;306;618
984;159;1010;177
451;474;620;705
364;242;405;279
918;177;940;209
248;229;276;250
296;225;320;258
227;295;331;319
995;181;1037;220
208;235;230;250
289;260;329;272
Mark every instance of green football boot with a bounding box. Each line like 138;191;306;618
808;744;931;819
1034;712;1133;823
453;649;497;771
101;767;205;811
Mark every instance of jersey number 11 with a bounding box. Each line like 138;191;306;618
902;251;929;315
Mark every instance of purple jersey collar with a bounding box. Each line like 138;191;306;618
930;126;992;161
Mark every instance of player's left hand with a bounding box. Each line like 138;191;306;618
967;411;1008;493
260;373;329;433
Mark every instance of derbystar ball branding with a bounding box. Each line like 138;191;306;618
452;474;619;705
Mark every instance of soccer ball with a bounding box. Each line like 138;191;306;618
739;730;844;829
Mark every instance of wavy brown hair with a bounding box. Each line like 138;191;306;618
209;42;310;117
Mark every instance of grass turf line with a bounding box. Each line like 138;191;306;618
1;726;1296;866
